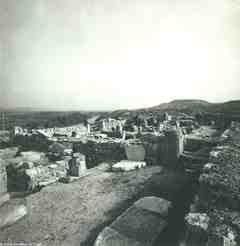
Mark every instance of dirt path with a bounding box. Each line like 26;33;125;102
0;164;165;246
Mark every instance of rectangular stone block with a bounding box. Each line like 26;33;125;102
111;206;167;245
125;144;146;161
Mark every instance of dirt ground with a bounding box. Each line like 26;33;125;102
0;164;190;246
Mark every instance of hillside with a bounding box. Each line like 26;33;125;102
108;99;240;119
149;99;211;112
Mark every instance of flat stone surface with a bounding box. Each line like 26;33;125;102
112;160;146;172
0;193;10;207
134;196;172;218
0;199;27;229
0;165;169;246
111;205;167;245
94;227;142;246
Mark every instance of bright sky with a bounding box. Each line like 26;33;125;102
1;0;240;110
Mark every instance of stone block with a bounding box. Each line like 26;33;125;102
0;199;27;229
68;154;87;177
134;196;172;218
184;213;210;246
112;160;146;172
125;144;146;161
0;193;10;207
20;151;44;163
111;206;167;245
94;227;142;246
207;234;237;246
94;196;170;246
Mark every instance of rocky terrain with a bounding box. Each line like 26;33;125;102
185;123;240;245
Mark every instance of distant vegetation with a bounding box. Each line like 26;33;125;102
6;111;102;129
3;99;240;130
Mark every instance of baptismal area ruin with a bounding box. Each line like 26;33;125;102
0;108;240;246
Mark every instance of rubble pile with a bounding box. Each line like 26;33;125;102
73;140;126;168
184;126;221;151
199;146;240;210
0;147;18;160
184;125;240;246
6;160;66;192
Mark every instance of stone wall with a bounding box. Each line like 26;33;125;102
184;126;240;246
184;137;216;152
13;134;50;152
6;160;66;192
73;128;184;169
73;140;126;168
141;134;165;166
141;128;184;168
0;159;7;194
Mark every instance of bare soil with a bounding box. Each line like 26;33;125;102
0;164;190;246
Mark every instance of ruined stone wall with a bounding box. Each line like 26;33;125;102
0;159;7;194
160;129;183;167
184;137;216;152
184;127;240;246
13;135;50;152
141;134;164;165
141;128;184;168
73;140;126;168
6;161;66;192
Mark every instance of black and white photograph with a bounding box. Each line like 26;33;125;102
0;0;240;245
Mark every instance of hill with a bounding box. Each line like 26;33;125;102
108;99;240;119
148;99;211;112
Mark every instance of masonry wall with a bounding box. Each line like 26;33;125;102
73;140;126;168
183;127;240;246
13;135;50;152
0;159;7;194
141;128;184;168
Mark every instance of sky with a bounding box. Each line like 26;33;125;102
1;0;240;110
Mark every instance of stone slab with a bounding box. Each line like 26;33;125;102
134;196;172;218
125;144;146;161
94;226;142;246
0;193;10;207
0;199;27;229
111;206;167;245
112;160;146;172
94;196;170;246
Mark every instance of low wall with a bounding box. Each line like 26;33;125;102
73;140;126;168
184;137;217;152
73;129;184;169
13;135;50;152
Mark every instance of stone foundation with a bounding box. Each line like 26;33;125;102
73;140;126;168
